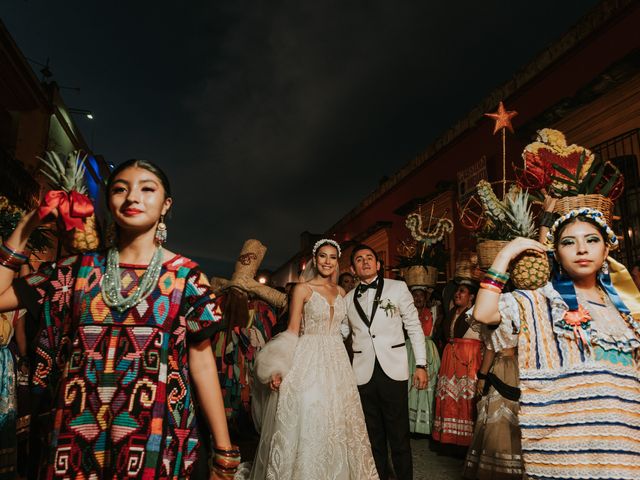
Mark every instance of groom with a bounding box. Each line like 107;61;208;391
343;244;427;480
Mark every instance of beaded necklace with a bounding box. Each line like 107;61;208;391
101;246;164;313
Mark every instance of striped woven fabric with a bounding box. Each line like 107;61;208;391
498;284;640;480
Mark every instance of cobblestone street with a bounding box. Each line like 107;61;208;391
411;438;464;479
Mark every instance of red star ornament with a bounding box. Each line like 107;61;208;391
484;101;518;135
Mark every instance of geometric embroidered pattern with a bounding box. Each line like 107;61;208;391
22;253;223;479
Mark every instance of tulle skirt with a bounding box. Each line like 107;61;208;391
407;336;440;434
432;338;482;446
246;334;378;480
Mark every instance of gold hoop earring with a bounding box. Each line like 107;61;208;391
155;215;167;245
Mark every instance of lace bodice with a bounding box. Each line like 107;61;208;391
301;290;346;336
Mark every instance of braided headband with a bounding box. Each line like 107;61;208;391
547;208;618;250
312;239;342;258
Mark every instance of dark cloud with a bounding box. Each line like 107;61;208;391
4;0;598;275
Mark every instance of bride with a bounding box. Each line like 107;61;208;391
245;239;379;479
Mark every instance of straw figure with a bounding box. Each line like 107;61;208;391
209;240;286;433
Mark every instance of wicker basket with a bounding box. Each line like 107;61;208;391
402;265;438;287
477;240;509;269
554;194;613;226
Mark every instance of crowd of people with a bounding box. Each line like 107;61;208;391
243;201;640;478
0;158;638;479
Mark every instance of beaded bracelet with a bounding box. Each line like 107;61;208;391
480;282;502;293
0;242;28;272
486;268;509;283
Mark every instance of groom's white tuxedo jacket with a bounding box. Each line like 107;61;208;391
343;277;427;385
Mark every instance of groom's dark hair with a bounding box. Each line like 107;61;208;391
350;244;379;266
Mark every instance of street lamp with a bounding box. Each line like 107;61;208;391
68;108;94;120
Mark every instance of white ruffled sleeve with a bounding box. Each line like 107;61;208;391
482;292;520;352
254;330;299;385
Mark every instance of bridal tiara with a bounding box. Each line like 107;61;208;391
312;239;342;258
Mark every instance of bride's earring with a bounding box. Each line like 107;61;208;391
155;215;167;245
601;261;609;276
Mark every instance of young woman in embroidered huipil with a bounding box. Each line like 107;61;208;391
473;208;640;480
0;160;237;479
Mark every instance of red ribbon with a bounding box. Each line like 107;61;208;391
38;190;94;231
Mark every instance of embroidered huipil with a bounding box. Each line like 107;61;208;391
498;282;640;479
16;253;224;479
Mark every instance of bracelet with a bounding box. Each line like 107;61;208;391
477;371;488;380
539;211;559;228
212;445;241;475
482;278;505;290
486;268;509;283
415;364;427;370
211;464;238;479
480;282;503;293
0;242;29;272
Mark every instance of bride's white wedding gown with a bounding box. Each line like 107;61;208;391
248;289;379;480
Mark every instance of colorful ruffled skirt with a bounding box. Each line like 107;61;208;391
407;336;440;434
432;338;482;446
463;352;523;479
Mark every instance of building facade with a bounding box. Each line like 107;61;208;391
273;0;640;286
1;20;111;262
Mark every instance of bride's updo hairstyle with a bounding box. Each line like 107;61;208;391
105;159;172;202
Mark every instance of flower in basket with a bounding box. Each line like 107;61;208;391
518;128;623;202
398;215;453;283
521;128;595;194
398;213;453;286
476;180;549;289
405;214;453;246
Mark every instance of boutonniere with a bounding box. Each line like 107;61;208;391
375;298;398;317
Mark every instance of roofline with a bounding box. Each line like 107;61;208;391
0;19;50;109
327;0;635;233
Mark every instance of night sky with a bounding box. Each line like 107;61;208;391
3;0;599;276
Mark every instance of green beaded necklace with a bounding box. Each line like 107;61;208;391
101;246;164;313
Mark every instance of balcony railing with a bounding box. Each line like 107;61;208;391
591;129;640;268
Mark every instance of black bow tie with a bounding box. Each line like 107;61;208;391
357;280;378;296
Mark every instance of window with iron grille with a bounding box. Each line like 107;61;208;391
591;129;640;268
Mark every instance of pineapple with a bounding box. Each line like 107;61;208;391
476;180;549;288
511;250;550;290
39;151;100;253
504;189;537;239
504;190;549;289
